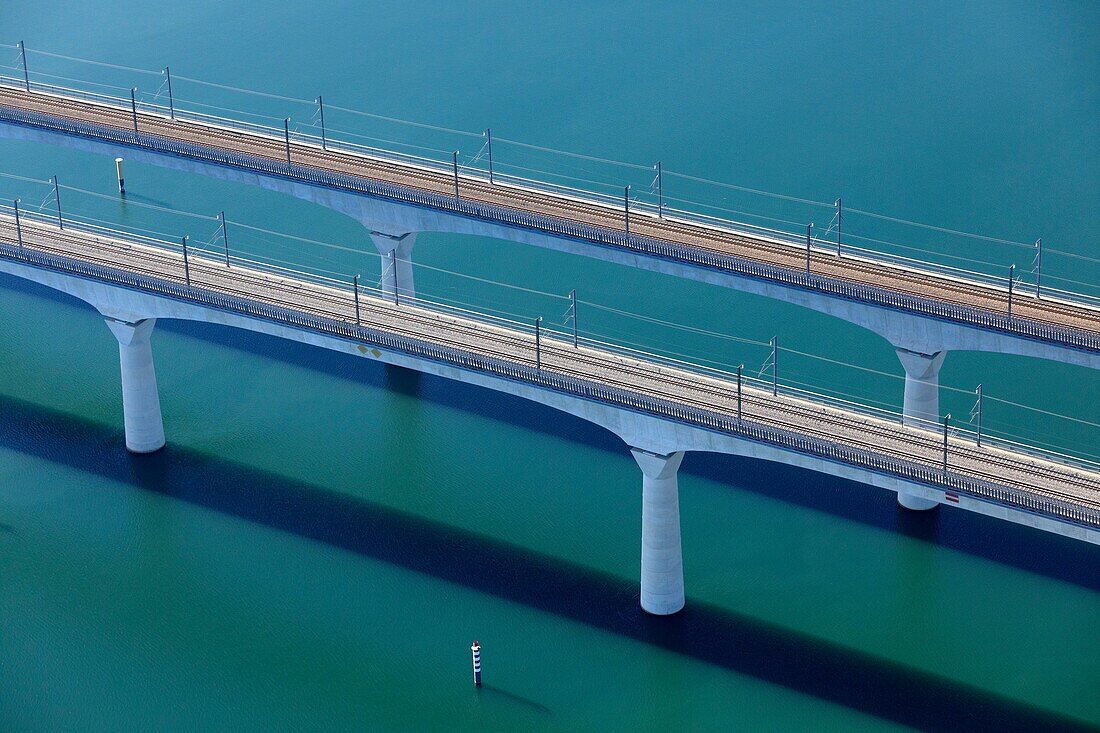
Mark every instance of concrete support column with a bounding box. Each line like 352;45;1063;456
895;347;946;510
371;232;417;301
631;448;686;615
105;317;165;453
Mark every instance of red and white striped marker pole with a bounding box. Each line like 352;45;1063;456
471;641;481;687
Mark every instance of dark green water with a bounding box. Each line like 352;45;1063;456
1;2;1099;731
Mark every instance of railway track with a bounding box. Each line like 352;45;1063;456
1;82;1098;340
2;213;1097;516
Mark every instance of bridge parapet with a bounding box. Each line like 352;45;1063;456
0;225;1096;538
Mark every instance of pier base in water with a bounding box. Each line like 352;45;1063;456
632;448;686;615
896;348;946;511
105;317;165;453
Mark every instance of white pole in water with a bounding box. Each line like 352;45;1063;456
115;158;126;194
471;641;482;686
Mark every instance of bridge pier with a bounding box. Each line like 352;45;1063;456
632;448;686;615
371;232;417;301
895;347;946;510
104;317;165;453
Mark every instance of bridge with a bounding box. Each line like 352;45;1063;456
1;204;1098;616
1;69;1099;519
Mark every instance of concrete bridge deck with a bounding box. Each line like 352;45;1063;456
2;210;1098;559
1;80;1098;368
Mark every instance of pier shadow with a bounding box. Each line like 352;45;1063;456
1;274;1098;594
0;395;1096;733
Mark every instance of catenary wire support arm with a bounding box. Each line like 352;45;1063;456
353;274;360;325
391;249;399;306
52;175;63;230
974;384;983;447
534;316;542;369
835;197;842;256
569;289;578;347
771;337;778;396
283;118;292;165
453;151;460;200
736;364;743;422
485;129;494;184
942;413;951;473
1007;263;1016;317
1034;238;1043;298
655;161;663;218
182;235;191;287
130;87;139;136
316;96;326;150
163;67;174;119
18;41;29;91
219;211;229;266
13;198;23;249
624;185;631;236
805;222;814;274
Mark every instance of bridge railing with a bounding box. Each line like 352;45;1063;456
2;202;1098;528
2;94;1098;359
0;44;1097;306
0;225;1095;532
141;232;1100;473
3;71;1069;303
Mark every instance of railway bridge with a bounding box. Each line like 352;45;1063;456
1;208;1097;616
1;70;1099;516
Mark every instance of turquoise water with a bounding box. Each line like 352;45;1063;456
1;2;1099;731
